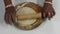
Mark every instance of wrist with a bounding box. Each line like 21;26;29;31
45;0;52;2
44;3;52;7
5;4;14;9
44;1;52;6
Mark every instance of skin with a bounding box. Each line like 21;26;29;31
4;0;55;24
4;0;16;24
42;0;55;20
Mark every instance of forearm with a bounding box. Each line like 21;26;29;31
45;0;52;2
4;0;12;6
3;0;15;13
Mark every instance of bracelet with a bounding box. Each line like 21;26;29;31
5;4;13;8
45;1;52;5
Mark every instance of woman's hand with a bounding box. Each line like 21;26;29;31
4;6;16;24
3;0;16;24
42;3;55;20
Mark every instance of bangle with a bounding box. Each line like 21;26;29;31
5;4;13;8
45;1;52;5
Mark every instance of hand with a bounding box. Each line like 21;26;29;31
42;3;55;20
4;6;16;24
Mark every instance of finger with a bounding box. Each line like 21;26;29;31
50;10;54;18
8;15;13;25
52;8;55;16
43;12;46;18
48;8;53;19
47;12;51;20
51;12;54;18
11;14;15;23
53;10;55;16
5;13;12;24
4;14;9;24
